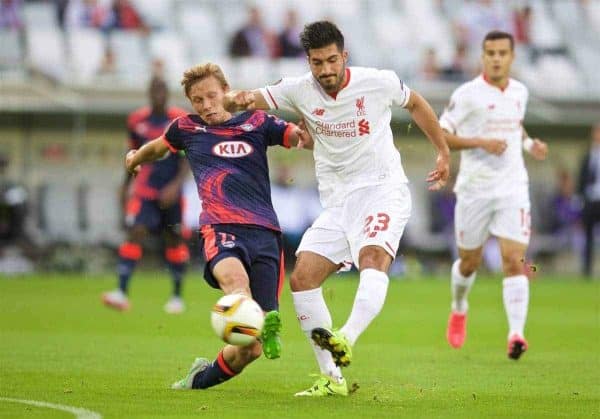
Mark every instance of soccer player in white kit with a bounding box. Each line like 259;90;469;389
439;31;548;360
225;21;450;396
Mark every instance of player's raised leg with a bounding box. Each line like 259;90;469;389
172;257;267;389
333;246;392;359
290;251;347;396
447;247;482;348
498;237;530;360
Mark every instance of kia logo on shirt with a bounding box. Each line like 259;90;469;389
212;141;254;158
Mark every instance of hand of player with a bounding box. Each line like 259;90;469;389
480;138;507;155
125;150;140;176
426;152;450;191
529;138;548;160
228;90;256;111
295;119;314;149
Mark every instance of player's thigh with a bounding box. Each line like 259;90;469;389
295;207;352;270
455;195;495;250
200;224;252;292
247;231;284;312
212;256;251;294
345;183;411;268
489;198;531;248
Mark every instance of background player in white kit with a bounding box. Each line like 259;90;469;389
439;31;548;360
225;21;450;396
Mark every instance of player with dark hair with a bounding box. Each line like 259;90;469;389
124;62;312;390
440;30;548;359
102;77;190;314
225;20;450;396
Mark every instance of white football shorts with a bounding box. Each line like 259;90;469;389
296;183;411;269
455;190;531;249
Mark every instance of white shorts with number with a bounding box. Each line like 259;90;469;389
296;183;411;269
455;190;531;250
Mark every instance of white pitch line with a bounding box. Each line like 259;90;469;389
0;397;102;419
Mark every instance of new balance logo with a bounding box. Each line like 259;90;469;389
311;108;325;116
356;96;367;116
358;119;370;135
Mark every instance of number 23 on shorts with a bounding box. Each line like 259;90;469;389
363;213;390;238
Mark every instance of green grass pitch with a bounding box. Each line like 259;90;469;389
1;273;598;418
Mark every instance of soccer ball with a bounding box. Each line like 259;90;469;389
210;294;264;346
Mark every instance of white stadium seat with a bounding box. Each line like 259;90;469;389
67;29;106;84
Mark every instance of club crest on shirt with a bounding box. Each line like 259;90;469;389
212;141;254;158
356;96;367;116
239;123;254;132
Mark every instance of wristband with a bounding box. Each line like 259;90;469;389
523;137;534;152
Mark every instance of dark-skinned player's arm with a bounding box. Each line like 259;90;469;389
159;157;190;208
125;136;170;176
404;90;450;191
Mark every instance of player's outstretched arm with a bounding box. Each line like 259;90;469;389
405;91;450;190
125;137;170;175
444;130;507;155
223;89;270;112
522;127;548;160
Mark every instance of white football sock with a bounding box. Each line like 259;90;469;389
291;287;343;382
340;268;389;346
503;275;529;338
451;259;476;313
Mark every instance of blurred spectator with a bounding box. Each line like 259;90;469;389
229;6;277;58
513;5;532;45
0;0;23;30
0;152;34;274
278;9;304;58
97;46;116;76
578;123;600;277
440;43;470;82
454;0;512;64
548;169;584;255
64;0;108;30
419;47;441;81
103;0;147;32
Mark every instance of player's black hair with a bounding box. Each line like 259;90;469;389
482;30;514;50
300;21;344;54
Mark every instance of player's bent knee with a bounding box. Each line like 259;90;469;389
460;257;481;276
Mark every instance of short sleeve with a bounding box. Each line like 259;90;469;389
263;113;293;148
379;70;411;108
258;77;302;113
439;89;471;134
162;118;184;152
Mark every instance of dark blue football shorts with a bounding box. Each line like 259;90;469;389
199;223;284;312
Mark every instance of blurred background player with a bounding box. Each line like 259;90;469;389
440;31;548;360
578;122;600;278
121;63;311;390
225;21;450;396
102;77;190;314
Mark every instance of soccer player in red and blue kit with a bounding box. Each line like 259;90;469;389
124;63;312;390
102;77;191;314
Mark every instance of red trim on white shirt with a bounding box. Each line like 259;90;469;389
482;73;509;92
265;87;278;109
328;68;351;100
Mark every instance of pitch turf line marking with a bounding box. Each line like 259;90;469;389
0;397;102;419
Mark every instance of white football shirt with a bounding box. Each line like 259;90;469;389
439;75;529;197
259;66;411;208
